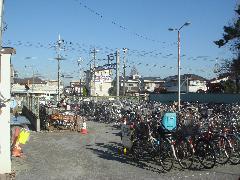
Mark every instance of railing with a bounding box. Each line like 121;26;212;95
66;95;148;103
149;93;240;104
22;95;40;131
21;94;149;131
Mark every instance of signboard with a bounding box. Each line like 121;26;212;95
121;124;133;148
162;112;177;131
95;63;117;71
95;75;112;83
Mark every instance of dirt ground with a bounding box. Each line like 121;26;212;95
11;121;240;180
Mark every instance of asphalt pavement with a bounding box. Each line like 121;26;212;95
12;121;240;180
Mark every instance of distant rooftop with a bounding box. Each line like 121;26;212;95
164;74;208;81
141;77;164;81
14;77;47;85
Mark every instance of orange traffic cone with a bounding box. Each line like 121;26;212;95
11;127;20;147
80;120;88;134
11;127;23;157
12;142;23;157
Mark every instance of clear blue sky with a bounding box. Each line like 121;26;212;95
3;0;238;83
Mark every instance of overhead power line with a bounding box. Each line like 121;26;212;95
73;0;169;44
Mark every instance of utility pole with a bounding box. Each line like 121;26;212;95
115;50;120;97
122;48;128;96
77;57;83;96
32;69;34;93
91;48;98;96
55;34;64;101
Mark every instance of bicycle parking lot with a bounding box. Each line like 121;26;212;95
12;120;240;180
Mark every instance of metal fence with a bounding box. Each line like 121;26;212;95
22;96;40;115
149;93;240;104
66;95;146;103
22;95;40;131
21;95;147;131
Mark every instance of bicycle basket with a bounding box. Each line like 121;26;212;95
162;112;177;131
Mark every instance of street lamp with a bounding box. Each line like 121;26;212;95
168;22;191;112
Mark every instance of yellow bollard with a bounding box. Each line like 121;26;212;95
123;147;127;155
18;129;30;145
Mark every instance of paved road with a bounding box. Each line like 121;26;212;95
12;121;240;180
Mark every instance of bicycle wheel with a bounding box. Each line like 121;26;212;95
227;134;240;165
175;138;194;169
195;139;216;169
158;139;174;171
211;135;232;165
130;140;143;162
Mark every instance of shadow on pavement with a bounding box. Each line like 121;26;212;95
86;141;165;174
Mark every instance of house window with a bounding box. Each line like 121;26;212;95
100;84;103;91
128;83;133;87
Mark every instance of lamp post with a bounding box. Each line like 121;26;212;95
168;22;191;112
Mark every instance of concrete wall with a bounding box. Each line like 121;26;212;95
0;53;12;173
149;93;240;104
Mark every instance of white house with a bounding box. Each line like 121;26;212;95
11;79;63;97
120;74;141;96
141;77;165;92
119;75;165;95
188;79;208;92
164;74;208;93
0;47;16;174
85;66;113;96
